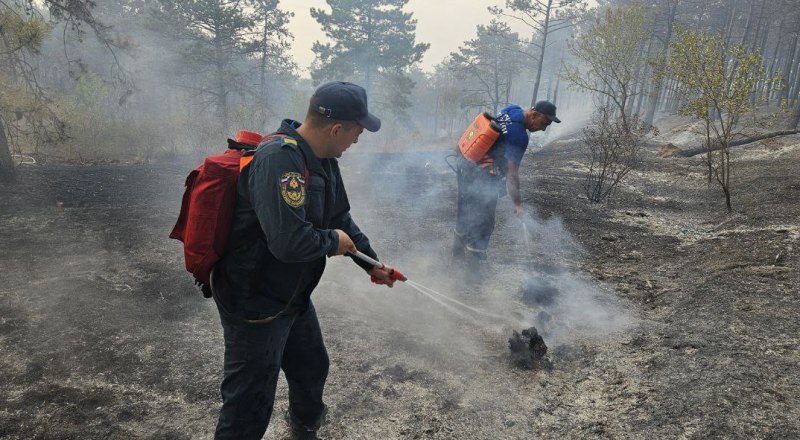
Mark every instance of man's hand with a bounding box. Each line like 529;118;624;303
334;229;357;256
514;203;525;218
368;267;395;287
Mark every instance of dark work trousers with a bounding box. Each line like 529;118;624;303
215;302;329;440
455;158;502;257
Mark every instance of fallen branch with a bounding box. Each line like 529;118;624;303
677;130;800;157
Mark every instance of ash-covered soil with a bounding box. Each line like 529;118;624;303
1;130;798;439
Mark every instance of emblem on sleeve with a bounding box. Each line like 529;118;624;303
280;171;306;208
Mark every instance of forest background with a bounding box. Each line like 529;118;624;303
1;0;800;181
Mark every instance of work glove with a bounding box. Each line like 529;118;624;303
383;264;407;282
368;264;407;287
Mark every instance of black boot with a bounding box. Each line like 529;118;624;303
285;405;327;440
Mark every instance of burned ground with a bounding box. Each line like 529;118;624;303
1;130;798;439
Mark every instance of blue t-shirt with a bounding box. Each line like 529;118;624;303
494;105;529;165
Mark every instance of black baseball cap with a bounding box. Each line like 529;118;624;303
311;81;381;132
533;100;561;123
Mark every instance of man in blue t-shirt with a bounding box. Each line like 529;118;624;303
453;100;561;263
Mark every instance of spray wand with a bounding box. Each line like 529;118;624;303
348;250;407;282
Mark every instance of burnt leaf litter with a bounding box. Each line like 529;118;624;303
1;130;799;438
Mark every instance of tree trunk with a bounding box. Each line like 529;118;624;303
727;0;759;85
364;12;374;95
493;52;500;114
723;0;738;47
657;78;671;112
552;75;560;106
678;129;800;156
668;79;682;113
722;149;732;212
0;115;16;183
764;23;784;104
723;183;732;212
752;19;770;104
779;21;800;104
790;99;800;129
705;118;713;182
739;1;756;48
213;32;228;132
433;91;441;136
631;36;653;117
505;70;513;105
750;0;768;52
530;0;553;107
645;0;677;125
259;14;269;127
791;53;800;108
546;68;553;101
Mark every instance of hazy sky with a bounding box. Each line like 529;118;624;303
282;0;524;76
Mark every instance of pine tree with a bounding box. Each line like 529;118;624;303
1;0;114;182
151;0;293;131
489;0;586;107
449;20;525;115
309;0;429;113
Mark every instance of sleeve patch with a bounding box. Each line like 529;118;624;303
280;171;306;208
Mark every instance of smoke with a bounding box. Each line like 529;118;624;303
312;145;635;372
533;102;595;149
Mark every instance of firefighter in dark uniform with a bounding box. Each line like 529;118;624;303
212;82;399;439
453;101;561;264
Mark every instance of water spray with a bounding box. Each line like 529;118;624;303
348;251;509;323
521;219;533;248
348;251;548;369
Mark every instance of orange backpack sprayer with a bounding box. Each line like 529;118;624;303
457;112;503;162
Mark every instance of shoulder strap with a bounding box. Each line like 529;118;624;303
215;133;312;325
239;134;307;177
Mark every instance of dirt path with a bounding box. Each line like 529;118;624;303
1;135;798;439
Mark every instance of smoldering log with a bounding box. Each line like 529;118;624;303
508;327;551;370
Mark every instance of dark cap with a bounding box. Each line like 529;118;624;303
533;100;561;123
311;81;381;132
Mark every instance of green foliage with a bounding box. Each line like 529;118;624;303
0;8;51;53
51;73;200;163
0;4;61;172
249;1;295;73
448;20;525;114
666;29;769;211
151;0;256;79
562;4;651;126
0;0;129;177
0;7;52;107
150;0;294;129
667;30;765;127
310;0;429;114
53;73;133;161
412;61;465;139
